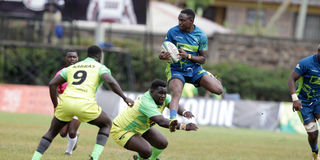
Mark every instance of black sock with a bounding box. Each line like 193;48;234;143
36;137;52;154
96;132;109;146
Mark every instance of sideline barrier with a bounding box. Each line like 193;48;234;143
97;89;281;131
0;84;53;115
0;84;305;134
279;102;305;134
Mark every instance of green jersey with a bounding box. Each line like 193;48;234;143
60;57;111;100
113;91;171;135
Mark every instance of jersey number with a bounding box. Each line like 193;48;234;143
72;70;87;85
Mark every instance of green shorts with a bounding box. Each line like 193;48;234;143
110;122;136;147
55;95;102;123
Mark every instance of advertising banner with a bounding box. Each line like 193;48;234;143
232;100;280;130
97;89;235;127
0;84;53;115
0;84;283;131
96;89;280;130
279;102;305;134
0;0;148;24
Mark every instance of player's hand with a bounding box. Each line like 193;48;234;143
178;49;187;59
292;100;302;112
159;51;171;61
124;97;134;107
186;123;198;131
182;111;194;119
169;118;178;132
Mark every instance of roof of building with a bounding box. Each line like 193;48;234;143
150;1;231;35
76;1;231;36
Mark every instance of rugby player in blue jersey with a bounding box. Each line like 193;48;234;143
159;9;223;132
288;44;320;160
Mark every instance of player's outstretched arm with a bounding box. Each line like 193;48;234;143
101;73;134;106
288;71;302;111
150;115;198;131
48;75;66;108
177;105;194;119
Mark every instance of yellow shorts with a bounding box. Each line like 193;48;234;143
110;122;136;147
55;96;102;123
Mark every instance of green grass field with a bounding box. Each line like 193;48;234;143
0;111;311;160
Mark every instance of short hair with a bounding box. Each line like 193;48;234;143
150;79;166;90
87;45;102;58
64;49;77;57
180;8;195;20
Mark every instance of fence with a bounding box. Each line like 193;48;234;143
0;41;136;91
0;13;81;45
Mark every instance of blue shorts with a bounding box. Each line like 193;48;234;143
166;65;216;87
299;100;320;124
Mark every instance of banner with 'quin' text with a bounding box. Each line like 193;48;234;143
0;84;282;131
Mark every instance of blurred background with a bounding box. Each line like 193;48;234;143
1;0;320;135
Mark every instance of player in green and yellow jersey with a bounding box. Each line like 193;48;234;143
110;79;198;160
31;45;134;160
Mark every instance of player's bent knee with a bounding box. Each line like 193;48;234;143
305;122;318;133
210;85;223;95
215;86;223;95
140;147;152;159
68;131;77;138
60;131;67;138
104;119;112;128
214;81;224;94
99;123;111;132
94;111;112;128
157;139;168;149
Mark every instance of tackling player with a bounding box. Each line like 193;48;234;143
159;8;223;132
110;79;198;160
288;44;320;160
31;45;134;160
55;49;80;155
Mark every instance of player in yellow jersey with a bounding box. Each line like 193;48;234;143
31;45;134;160
110;79;198;160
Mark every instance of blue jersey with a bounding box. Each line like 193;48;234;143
295;54;320;102
165;25;208;71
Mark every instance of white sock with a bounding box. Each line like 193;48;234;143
65;134;78;154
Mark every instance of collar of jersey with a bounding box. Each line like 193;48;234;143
84;57;97;62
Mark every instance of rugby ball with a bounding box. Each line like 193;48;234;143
161;41;180;63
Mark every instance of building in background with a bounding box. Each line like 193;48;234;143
173;0;320;40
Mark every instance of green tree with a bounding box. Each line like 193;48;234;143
204;62;291;101
186;0;214;16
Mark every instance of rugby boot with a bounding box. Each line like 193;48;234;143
312;152;320;160
133;155;159;160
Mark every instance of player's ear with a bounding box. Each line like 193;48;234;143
189;17;194;23
150;89;154;94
